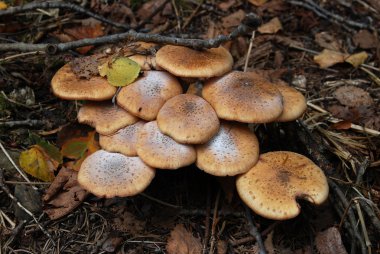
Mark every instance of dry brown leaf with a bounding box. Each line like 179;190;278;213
353;30;378;49
314;32;342;51
315;227;348;254
218;0;236;11
166;224;202;254
217;240;228;254
222;9;246;30
248;0;268;6
110;209;146;234
313;49;348;68
70;54;108;79
258;17;282;34
345;51;368;68
137;0;171;27
43;167;88;220
331;120;352;130
333;86;374;107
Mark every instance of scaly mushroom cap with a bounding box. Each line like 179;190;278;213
99;121;146;156
157;94;220;144
202;71;284;123
117;71;182;121
196;122;259;176
78;150;155;198
137;121;196;169
78;102;139;135
156;45;233;78
236;151;329;220
51;64;117;101
275;80;307;122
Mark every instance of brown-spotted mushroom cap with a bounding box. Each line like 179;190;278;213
117;71;183;121
236;151;329;220
157;94;220;144
78;150;155;198
78;102;139;135
137;121;196;169
275;80;307;122
99;121;145;156
156;45;233;78
51;64;117;101
202;71;284;123
196;122;259;176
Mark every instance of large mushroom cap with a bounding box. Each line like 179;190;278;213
137;121;196;169
275;80;307;122
78;150;155;198
156;45;233;78
202;71;284;123
157;94;220;144
117;71;182;121
51;64;117;101
99;121;146;156
78;102;139;135
196;122;259;176
236;151;329;220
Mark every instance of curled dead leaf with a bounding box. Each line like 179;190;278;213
345;51;368;68
333;86;374;107
166;224;202;254
258;17;282;34
313;49;348;68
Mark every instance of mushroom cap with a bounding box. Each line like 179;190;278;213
128;54;159;71
275;80;307;122
236;151;329;220
78;102;139;135
116;71;183;121
99;121;146;156
202;71;284;123
78;150;155;198
137;121;196;169
51;64;117;101
196;122;259;176
157;94;220;144
155;45;233;78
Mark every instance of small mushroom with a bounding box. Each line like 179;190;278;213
137;121;196;169
157;94;220;144
78;150;155;198
99;121;146;156
202;71;284;123
236;151;329;220
196;122;259;176
51;64;117;101
155;45;233;78
78;102;139;135
117;71;183;121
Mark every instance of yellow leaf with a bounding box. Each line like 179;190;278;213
313;49;348;68
345;51;368;68
98;57;141;87
19;146;55;182
0;1;7;10
258;17;283;34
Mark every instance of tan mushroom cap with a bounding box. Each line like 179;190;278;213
137;121;196;169
157;94;220;144
117;71;183;121
236;151;329;220
78;150;155;198
128;54;159;71
156;45;233;78
99;121;146;156
275;80;307;122
51;64;117;101
196;122;259;176
78;102;139;135
203;71;284;123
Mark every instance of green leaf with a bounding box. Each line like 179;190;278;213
98;57;141;87
29;133;63;164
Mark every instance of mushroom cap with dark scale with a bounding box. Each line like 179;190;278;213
78;150;155;198
51;64;117;101
157;94;220;144
236;151;329;220
202;71;284;123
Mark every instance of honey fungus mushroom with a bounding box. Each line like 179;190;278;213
236;151;329;220
51;64;117;101
155;45;233;78
78;150;155;198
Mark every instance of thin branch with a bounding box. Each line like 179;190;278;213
0;119;46;128
0;1;130;30
245;206;267;254
0;13;260;53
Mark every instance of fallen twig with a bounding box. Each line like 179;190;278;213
208;190;221;254
0;119;46;128
245;206;267;254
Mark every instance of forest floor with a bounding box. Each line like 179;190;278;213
0;0;379;253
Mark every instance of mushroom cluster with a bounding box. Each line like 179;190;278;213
51;42;328;220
